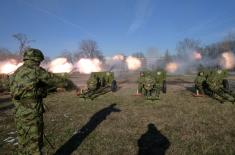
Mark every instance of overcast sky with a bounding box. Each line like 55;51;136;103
1;0;235;58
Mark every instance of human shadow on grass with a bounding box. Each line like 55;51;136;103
54;103;121;155
138;123;170;155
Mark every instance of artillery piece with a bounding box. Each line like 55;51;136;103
78;71;117;100
194;68;235;103
137;70;167;100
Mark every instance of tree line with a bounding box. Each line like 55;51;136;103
1;32;235;67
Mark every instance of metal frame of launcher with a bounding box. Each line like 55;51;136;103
194;68;235;103
77;72;117;100
136;70;167;100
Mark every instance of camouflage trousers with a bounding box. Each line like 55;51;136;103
195;84;204;94
138;84;144;94
144;87;160;100
14;99;44;155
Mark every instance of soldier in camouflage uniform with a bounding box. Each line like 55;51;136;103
10;48;59;155
206;69;235;103
137;72;145;94
143;75;159;99
87;75;98;91
194;71;206;94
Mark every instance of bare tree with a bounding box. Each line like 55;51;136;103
132;52;145;59
220;32;235;52
145;48;159;69
146;47;158;58
0;48;19;61
60;50;73;62
164;49;172;64
12;33;34;56
176;38;201;59
132;52;146;69
75;40;104;61
224;31;235;42
202;32;235;59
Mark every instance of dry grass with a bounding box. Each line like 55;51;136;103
0;75;235;155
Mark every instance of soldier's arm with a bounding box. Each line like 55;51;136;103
37;67;60;86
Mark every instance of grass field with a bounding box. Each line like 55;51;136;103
0;75;235;155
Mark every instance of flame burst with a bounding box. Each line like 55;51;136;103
221;52;235;69
166;62;179;73
0;59;23;74
76;58;102;74
112;54;125;61
193;51;202;60
48;58;73;73
125;56;141;70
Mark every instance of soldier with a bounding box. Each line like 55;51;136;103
137;71;145;94
194;71;206;95
87;75;98;91
144;75;161;99
206;69;235;103
10;48;59;155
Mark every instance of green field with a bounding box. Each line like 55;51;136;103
0;75;235;155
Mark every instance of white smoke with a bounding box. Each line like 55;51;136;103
48;58;73;73
0;59;23;74
75;58;102;74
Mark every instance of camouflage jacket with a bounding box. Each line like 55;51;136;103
10;60;57;100
206;74;222;91
143;76;156;90
194;75;206;87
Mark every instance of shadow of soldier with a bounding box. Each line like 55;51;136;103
54;103;121;155
138;123;170;155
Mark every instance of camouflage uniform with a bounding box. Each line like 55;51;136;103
10;48;57;155
137;72;145;94
194;72;206;94
104;72;114;86
143;76;160;99
87;76;98;91
207;70;235;102
87;72;115;90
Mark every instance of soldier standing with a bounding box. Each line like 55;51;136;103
137;72;145;94
194;71;206;95
10;48;57;155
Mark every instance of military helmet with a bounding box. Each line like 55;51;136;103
199;71;204;76
23;48;44;62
